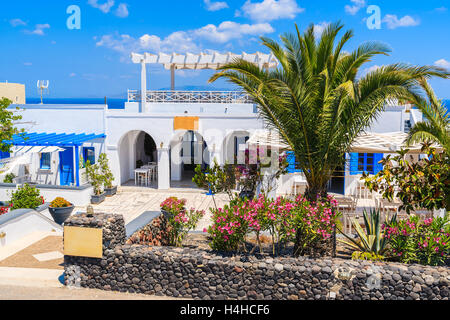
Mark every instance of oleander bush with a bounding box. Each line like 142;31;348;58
205;194;340;256
160;197;205;247
384;215;450;266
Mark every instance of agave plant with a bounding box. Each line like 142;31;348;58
339;209;396;256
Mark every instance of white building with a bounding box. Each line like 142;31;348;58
1;52;424;204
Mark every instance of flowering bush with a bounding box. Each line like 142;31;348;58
384;215;450;266
0;203;12;216
160;197;205;247
205;194;340;256
292;195;340;257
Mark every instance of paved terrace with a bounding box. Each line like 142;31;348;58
76;181;231;232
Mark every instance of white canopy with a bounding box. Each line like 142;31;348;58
350;132;442;154
247;130;441;154
247;130;290;150
131;52;279;70
13;146;65;155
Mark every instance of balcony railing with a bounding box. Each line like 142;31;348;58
128;90;253;104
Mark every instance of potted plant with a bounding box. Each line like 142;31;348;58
98;153;117;196
3;173;16;184
85;160;105;204
48;197;74;225
9;183;44;211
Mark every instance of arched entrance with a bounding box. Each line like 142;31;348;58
222;131;250;165
118;130;158;187
170;130;210;185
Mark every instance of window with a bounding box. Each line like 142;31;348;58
83;147;95;165
350;153;383;175
40;153;51;170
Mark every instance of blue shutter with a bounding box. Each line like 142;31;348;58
286;151;301;173
349;153;359;175
0;151;10;160
374;153;384;174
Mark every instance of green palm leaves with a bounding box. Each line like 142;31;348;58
406;79;450;156
339;209;395;256
210;21;450;200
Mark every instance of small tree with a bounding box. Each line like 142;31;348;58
85;160;104;195
0;98;25;153
98;153;115;188
363;143;450;213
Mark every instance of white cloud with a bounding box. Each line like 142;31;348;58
204;0;229;11
115;3;129;18
96;21;274;60
23;62;32;66
25;24;50;36
344;0;366;15
313;22;330;38
434;59;450;69
240;0;304;22
382;15;420;29
88;0;115;14
435;7;447;12
194;21;274;43
361;65;381;77
10;19;26;27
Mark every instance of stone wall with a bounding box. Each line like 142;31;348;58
64;213;450;300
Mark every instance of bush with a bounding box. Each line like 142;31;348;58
98;153;115;189
3;173;16;184
50;197;72;208
160;197;205;247
384;215;450;266
10;184;44;210
205;194;340;256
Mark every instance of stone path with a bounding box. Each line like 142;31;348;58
77;185;231;232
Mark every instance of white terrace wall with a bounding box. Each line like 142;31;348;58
10;104;106;134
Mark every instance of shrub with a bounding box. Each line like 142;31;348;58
384;215;450;266
50;197;72;208
160;197;205;247
85;160;103;195
3;173;16;184
98;153;115;189
205;194;341;256
352;251;385;261
10;184;44;210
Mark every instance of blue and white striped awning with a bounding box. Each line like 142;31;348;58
5;132;106;147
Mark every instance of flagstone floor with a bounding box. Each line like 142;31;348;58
75;181;231;232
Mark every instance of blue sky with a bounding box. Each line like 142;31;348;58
0;0;449;99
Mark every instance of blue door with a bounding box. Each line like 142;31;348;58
59;148;74;186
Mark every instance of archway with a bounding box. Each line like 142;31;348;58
170;130;210;185
118;130;158;187
222;131;250;165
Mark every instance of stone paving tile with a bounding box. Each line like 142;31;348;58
76;185;230;231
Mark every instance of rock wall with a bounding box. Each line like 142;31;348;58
63;213;450;300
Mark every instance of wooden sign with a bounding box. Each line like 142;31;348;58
64;226;103;258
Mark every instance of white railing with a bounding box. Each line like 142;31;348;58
128;90;253;104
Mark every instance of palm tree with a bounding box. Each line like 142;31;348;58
210;22;449;201
406;78;450;156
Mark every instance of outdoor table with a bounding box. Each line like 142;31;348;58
134;168;150;186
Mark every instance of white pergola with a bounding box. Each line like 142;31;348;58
247;130;442;154
131;52;279;110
